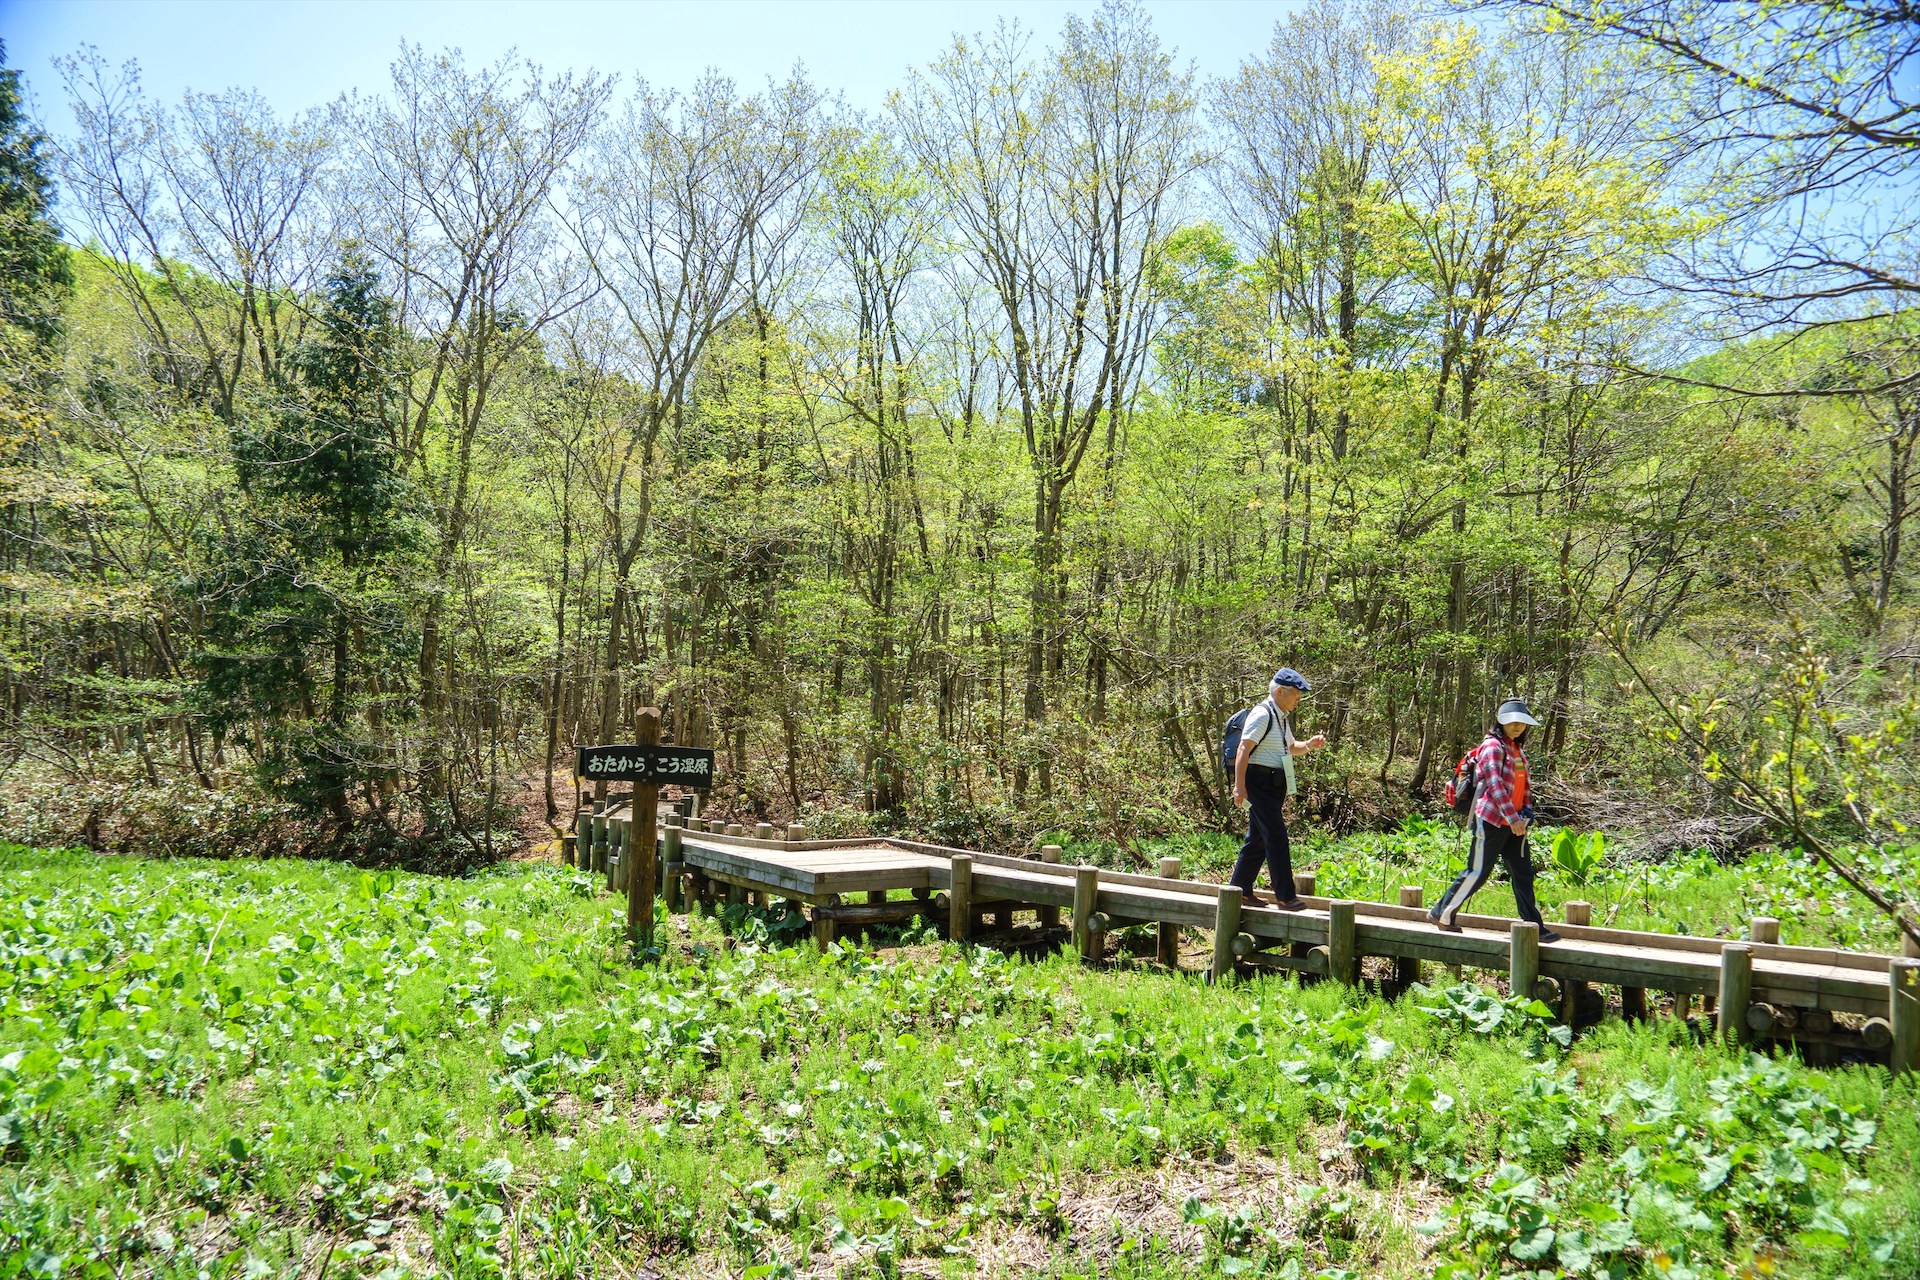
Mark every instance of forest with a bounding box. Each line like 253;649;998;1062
1;0;1916;898
5;6;1920;1278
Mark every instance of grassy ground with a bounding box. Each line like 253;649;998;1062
1;839;1914;1280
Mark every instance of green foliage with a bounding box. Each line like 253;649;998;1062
1550;829;1605;887
0;41;72;343
191;254;418;823
1;842;1915;1279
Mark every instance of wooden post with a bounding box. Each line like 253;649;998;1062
1072;866;1101;963
1510;922;1540;1003
725;823;744;837
1751;917;1780;945
625;709;662;953
1892;958;1920;1076
787;823;807;843
1904;932;1920;959
1156;857;1181;968
1719;943;1753;1047
1328;900;1356;986
1396;887;1423;987
1211;886;1242;985
1558;906;1589;1024
1285;873;1321;966
1622;986;1648;1021
590;810;608;877
574;809;592;871
949;855;973;942
609;818;626;892
1037;845;1063;929
660;811;680;902
755;822;775;840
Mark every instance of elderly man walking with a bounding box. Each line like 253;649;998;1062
1229;668;1328;908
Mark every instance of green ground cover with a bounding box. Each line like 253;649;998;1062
2;841;1914;1280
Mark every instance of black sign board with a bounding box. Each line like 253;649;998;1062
577;743;715;789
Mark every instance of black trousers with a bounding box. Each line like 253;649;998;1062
1434;816;1543;925
1230;764;1296;900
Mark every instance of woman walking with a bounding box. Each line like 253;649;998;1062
1430;698;1560;942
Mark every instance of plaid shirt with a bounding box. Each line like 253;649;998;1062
1470;733;1532;829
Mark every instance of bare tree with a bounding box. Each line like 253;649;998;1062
340;45;610;832
894;0;1198;797
57;52;332;418
570;70;820;776
1477;1;1920;342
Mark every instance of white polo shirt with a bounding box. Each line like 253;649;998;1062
1242;697;1296;794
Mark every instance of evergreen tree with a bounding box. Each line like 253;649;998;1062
195;253;417;825
0;40;72;342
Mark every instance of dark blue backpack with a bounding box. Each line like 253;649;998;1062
1220;702;1278;777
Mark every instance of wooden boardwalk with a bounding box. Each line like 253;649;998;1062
572;806;1920;1073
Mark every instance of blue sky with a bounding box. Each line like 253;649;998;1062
3;0;1306;128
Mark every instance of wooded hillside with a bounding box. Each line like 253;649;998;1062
2;2;1915;867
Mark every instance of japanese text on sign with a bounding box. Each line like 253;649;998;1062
576;743;715;788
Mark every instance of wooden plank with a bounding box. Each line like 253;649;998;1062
680;850;826;899
1090;882;1218;928
1351;920;1507;966
969;866;1077;907
815;900;941;925
1241;946;1329;976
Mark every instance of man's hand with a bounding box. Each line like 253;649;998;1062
1233;784;1247;806
1512;818;1530;837
1306;733;1327;750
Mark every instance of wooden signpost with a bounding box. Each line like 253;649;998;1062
577;716;714;953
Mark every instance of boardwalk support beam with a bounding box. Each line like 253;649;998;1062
1893;958;1920;1076
1328;900;1356;986
1073;866;1101;963
1211;887;1242;985
1395;887;1423;987
1157;857;1182;968
949;855;973;943
1720;943;1753;1047
1037;846;1063;930
1511;922;1540;1003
